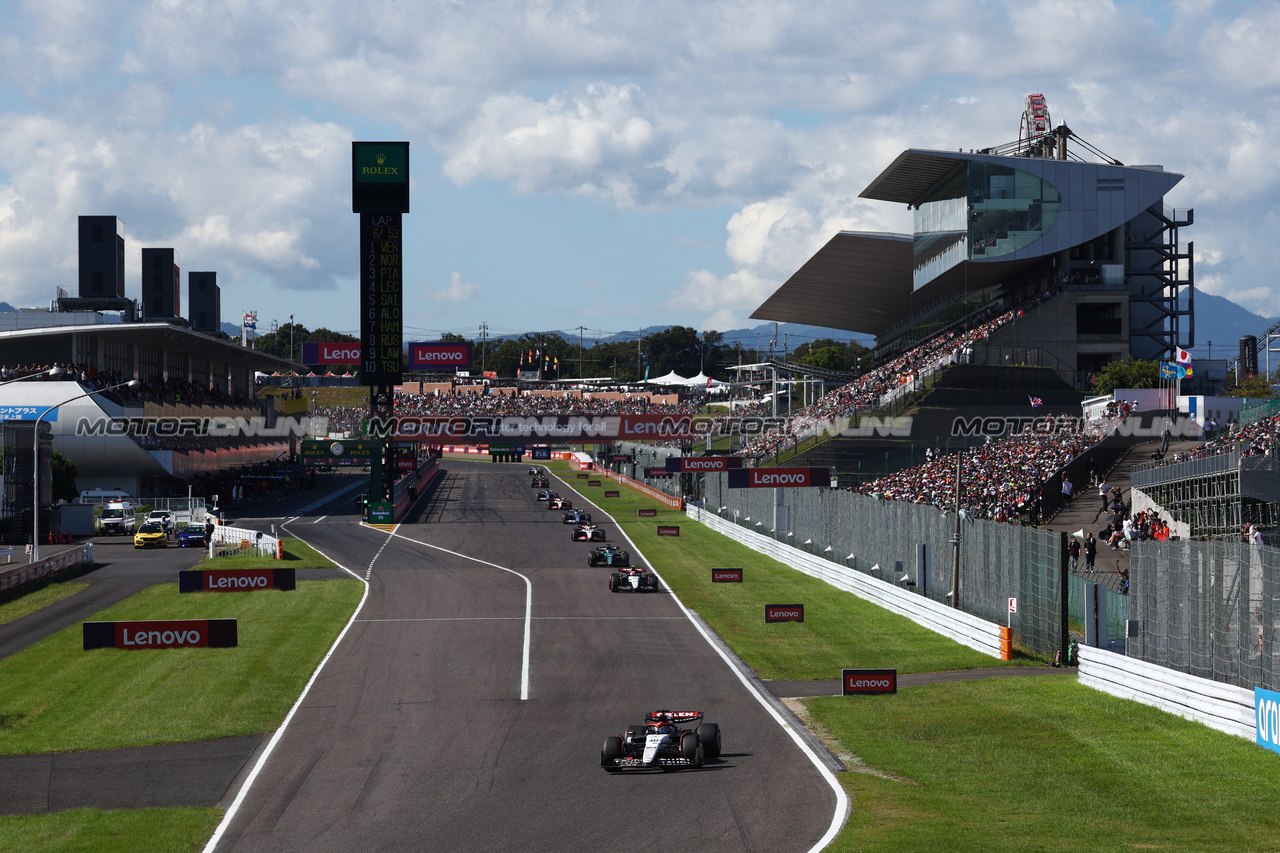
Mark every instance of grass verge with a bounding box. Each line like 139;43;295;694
0;578;360;754
0;580;88;627
545;460;1032;678
0;807;221;853
199;537;338;571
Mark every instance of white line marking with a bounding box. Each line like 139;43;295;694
380;527;532;701
361;522;399;579
550;468;850;853
356;616;684;622
311;515;328;524
202;525;368;853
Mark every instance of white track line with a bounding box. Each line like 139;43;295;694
202;526;369;853
380;526;532;702
550;468;850;853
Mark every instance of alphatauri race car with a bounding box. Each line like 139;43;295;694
531;476;548;489
572;523;607;542
588;544;630;567
562;508;593;524
549;496;572;510
601;710;721;772
608;566;659;592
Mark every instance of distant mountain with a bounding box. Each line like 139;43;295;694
1185;291;1279;359
0;302;17;312
580;322;872;350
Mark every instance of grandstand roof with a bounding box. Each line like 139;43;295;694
749;232;913;336
860;150;971;206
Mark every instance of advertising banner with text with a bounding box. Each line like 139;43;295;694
407;342;474;370
665;456;743;473
727;467;831;489
302;342;362;365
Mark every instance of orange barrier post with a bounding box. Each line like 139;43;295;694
999;626;1013;661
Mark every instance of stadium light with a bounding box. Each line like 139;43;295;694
31;379;141;562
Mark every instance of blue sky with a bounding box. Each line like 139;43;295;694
1;0;1278;347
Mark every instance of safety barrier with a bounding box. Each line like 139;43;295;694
596;466;683;510
686;504;1008;659
0;543;94;595
1077;644;1256;741
207;524;280;559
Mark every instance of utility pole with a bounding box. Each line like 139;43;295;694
479;322;488;373
951;447;963;608
289;314;294;363
577;325;586;378
636;331;642;380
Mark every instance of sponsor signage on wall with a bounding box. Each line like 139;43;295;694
617;414;694;440
657;526;680;536
407;342;474;369
638;509;657;517
727;467;832;489
610;454;630;463
299;439;383;466
711;568;743;583
764;604;804;623
842;669;898;695
664;456;744;473
302;342;362;365
645;468;673;478
531;447;552;460
1257;687;1280;755
83;619;238;650
179;569;296;593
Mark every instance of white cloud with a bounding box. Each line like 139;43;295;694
421;272;480;303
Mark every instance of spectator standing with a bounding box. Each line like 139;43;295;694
1061;475;1073;505
1069;537;1081;571
1098;478;1111;512
1084;533;1097;573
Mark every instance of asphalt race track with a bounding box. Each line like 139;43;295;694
211;459;838;852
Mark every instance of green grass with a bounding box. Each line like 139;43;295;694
546;461;1026;678
0;579;361;754
810;678;1280;852
0;581;88;626
200;537;338;571
0;808;220;853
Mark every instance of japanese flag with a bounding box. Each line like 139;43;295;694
1175;348;1192;365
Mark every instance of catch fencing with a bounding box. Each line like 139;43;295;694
704;475;1065;656
1128;538;1280;692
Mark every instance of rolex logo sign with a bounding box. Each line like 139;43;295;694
376;152;386;164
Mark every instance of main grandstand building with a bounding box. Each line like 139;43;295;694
753;96;1193;379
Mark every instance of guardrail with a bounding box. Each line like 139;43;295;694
597;466;683;510
686;504;1008;659
0;543;94;595
208;524;280;559
1077;645;1255;741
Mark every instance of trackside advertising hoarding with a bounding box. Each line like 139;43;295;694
407;342;474;370
1257;687;1280;755
83;619;238;650
657;526;680;536
665;456;743;473
711;568;743;583
843;669;898;695
727;467;831;489
302;342;362;364
178;569;296;593
765;604;804;623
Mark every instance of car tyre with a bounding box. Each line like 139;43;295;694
608;574;619;592
602;735;623;771
680;732;703;768
697;723;721;759
646;576;660;592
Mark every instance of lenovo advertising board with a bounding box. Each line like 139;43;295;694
302;342;362;365
657;526;680;536
408;342;474;370
842;669;898;695
83;619;238;650
179;569;297;593
727;467;831;489
617;414;694;441
664;456;743;473
764;604;804;623
604;490;620;498
711;568;743;583
638;509;657;517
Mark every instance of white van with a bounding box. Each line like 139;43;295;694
98;502;137;535
80;489;136;505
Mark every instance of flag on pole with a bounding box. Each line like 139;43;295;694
242;313;256;330
520;351;524;366
1175;347;1192;365
1028;395;1043;408
707;376;713;389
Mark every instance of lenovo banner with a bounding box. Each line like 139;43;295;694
645;468;673;478
178;569;297;593
604;490;620;498
657;526;680;536
843;669;898;695
610;454;630;462
727;467;831;489
588;480;602;487
664;456;743;473
302;342;362;365
576;473;590;479
83;618;238;650
638;509;657;517
711;568;743;583
764;604;804;623
407;342;474;370
617;414;694;440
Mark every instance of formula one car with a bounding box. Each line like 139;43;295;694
562;508;593;524
588;544;630;567
608;566;659;592
549;496;572;510
572;523;606;542
529;467;541;476
601;710;721;772
537;489;554;502
531;476;549;489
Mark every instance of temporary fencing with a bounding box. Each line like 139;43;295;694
208;524;280;559
704;475;1066;657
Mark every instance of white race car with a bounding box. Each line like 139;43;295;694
608;566;658;592
601;710;721;772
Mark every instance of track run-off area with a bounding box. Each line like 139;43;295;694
207;459;842;852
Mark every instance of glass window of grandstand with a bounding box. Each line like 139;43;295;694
968;163;1061;259
913;170;969;290
1076;301;1122;337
